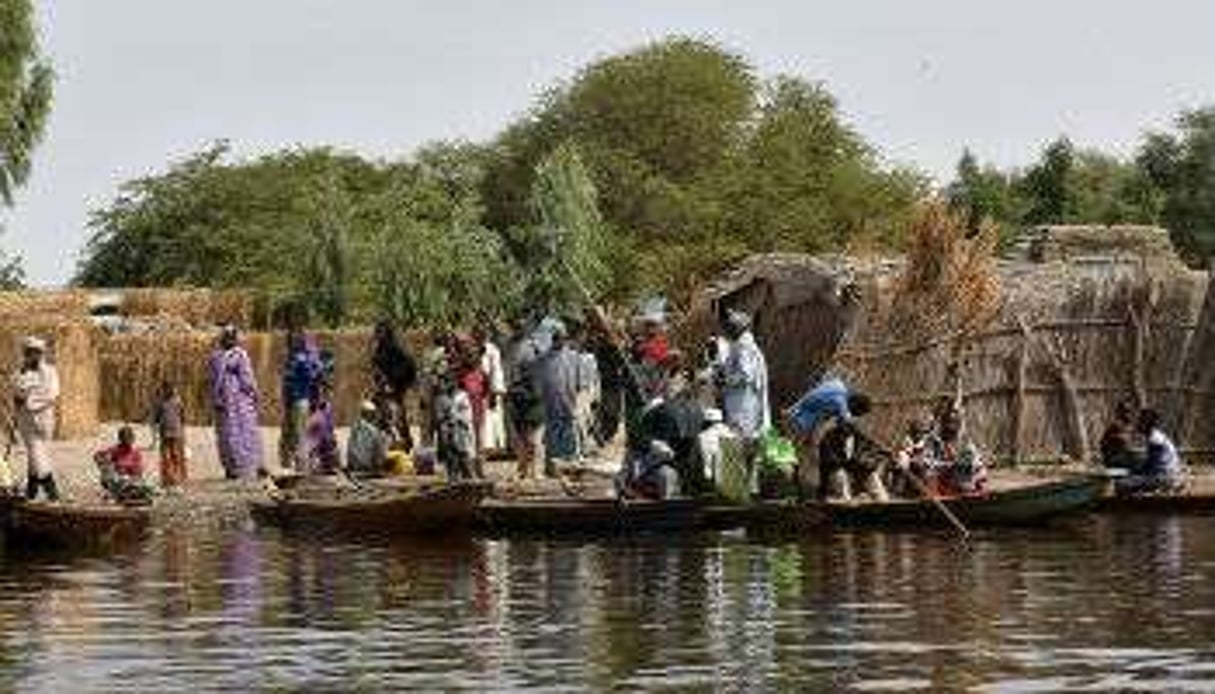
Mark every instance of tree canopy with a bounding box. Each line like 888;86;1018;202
947;137;1163;248
78;37;924;324
0;0;54;287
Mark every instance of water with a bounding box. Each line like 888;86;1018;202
1;515;1213;692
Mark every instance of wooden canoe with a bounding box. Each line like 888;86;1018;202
813;474;1110;528
250;481;491;536
476;498;704;535
4;500;152;551
475;498;826;536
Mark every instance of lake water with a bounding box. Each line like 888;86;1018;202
1;514;1213;692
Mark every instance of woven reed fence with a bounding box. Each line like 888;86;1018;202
708;252;1214;466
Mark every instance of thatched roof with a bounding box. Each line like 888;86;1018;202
1010;225;1182;265
705;253;902;311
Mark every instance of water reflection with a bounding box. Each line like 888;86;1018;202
0;515;1212;690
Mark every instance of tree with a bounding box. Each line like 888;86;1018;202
77;141;519;326
1137;107;1215;263
509;142;610;314
946;149;1020;241
1;0;54;283
1020;137;1075;225
948;140;1162;247
484;38;923;302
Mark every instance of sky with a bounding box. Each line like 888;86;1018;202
4;0;1215;286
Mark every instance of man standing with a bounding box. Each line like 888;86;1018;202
719;310;770;440
474;325;508;459
504;318;544;480
539;322;584;475
13;336;60;501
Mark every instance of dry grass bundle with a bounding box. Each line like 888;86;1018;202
0;319;100;439
0;290;91;320
891;201;1001;343
121;289;252;328
96;328;379;428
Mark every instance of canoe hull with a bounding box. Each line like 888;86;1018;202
4;500;151;551
817;474;1109;528
250;482;490;536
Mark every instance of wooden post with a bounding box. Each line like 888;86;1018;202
1176;265;1215;445
1127;301;1147;411
1011;318;1031;465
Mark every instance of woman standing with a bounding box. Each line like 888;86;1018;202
209;325;264;479
371;320;417;451
13;336;60;500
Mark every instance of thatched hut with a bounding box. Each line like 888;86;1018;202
702;225;1213;465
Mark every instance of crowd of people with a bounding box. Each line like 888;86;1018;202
1;302;1191;506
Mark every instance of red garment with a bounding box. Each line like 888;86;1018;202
636;334;670;366
459;367;488;436
108;444;144;477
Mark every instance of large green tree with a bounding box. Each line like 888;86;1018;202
1137;107;1215;263
76;141;516;326
0;0;53;286
484;37;923;300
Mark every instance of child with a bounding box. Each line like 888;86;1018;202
893;418;936;497
94;425;154;504
347;400;390;479
151;380;187;489
304;384;340;475
434;374;475;481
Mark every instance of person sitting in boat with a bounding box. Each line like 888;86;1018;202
1117;408;1185;495
926;397;988;496
435;373;476;481
1100;399;1140;471
347;400;391;479
697;407;733;487
616;438;681;501
891;418;937;497
817;398;889;502
94;425;154;505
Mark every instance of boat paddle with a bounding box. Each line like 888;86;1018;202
895;463;971;541
859;431;971;541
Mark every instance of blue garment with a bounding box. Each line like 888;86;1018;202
788;377;851;436
282;347;323;404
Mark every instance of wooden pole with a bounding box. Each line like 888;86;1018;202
1012;318;1031;465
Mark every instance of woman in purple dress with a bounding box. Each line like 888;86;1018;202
209;325;264;479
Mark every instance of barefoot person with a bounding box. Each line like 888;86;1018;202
209;325;264;480
12;336;60;501
150;380;188;489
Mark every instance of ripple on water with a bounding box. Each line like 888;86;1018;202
1;515;1214;690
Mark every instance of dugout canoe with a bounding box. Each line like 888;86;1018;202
250;481;491;536
4;500;152;551
814;474;1110;528
475;498;826;536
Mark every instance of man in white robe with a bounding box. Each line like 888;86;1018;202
12;336;60;501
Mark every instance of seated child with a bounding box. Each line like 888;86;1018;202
347;400;390;479
892;418;936;497
616;439;681;501
94;425;154;504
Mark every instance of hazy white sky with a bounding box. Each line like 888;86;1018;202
5;0;1214;286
